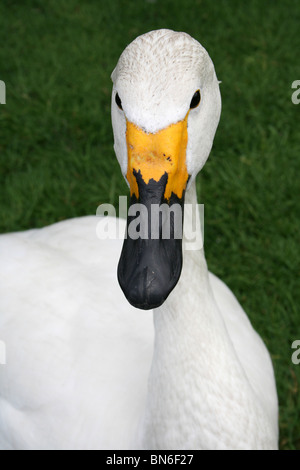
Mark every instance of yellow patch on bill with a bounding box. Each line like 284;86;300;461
126;113;189;201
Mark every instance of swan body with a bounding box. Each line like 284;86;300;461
0;29;278;450
0;216;154;449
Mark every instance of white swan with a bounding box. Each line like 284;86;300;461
0;29;278;450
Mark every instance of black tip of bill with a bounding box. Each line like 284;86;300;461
118;171;185;310
118;238;183;310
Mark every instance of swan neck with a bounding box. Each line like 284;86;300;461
138;182;274;449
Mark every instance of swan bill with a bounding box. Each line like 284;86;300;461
118;118;190;310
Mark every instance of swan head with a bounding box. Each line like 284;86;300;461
111;29;221;310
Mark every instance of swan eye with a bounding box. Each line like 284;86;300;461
190;90;201;109
115;92;123;110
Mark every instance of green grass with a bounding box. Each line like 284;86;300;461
0;0;299;449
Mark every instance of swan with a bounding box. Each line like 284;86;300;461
0;29;278;450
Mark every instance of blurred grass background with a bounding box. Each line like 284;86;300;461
0;0;299;449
